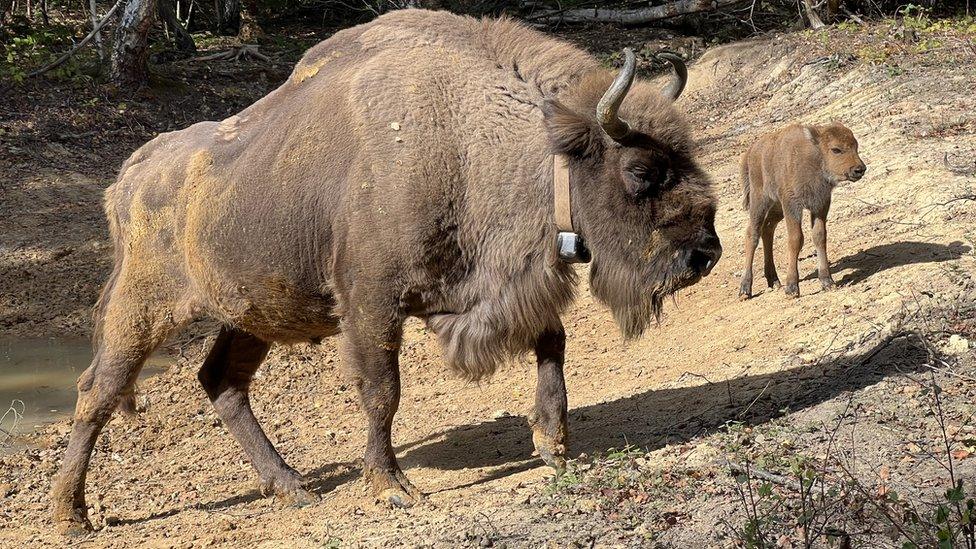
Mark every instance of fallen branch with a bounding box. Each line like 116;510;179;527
728;461;794;489
25;0;123;79
840;6;866;25
0;400;25;447
532;0;750;25
944;151;976;175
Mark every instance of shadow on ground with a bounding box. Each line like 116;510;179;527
124;331;929;524
399;331;929;476
801;241;970;287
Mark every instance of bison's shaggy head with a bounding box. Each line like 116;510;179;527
807;123;867;184
543;50;721;339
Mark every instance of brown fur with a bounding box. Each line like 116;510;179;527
51;10;720;533
738;122;866;299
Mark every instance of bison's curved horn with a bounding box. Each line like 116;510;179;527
657;52;687;102
596;48;636;141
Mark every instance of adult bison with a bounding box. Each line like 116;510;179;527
52;9;721;534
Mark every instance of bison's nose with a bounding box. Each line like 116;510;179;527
688;233;722;277
850;164;866;180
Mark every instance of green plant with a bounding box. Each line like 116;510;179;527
0;23;90;82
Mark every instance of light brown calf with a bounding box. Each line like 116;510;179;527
738;122;866;299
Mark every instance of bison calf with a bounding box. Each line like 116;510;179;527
738;123;866;299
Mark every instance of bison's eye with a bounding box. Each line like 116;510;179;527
623;164;667;197
831;147;843;154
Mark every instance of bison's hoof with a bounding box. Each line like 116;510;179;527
53;501;93;538
378;487;418;509
538;447;567;475
279;487;318;508
55;516;93;538
259;472;315;507
820;278;836;291
532;431;567;475
767;278;781;290
784;283;800;298
368;467;425;509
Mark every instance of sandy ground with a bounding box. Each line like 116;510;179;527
1;24;975;547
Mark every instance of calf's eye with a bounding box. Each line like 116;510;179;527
831;147;843;154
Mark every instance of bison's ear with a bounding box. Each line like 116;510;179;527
543;99;602;158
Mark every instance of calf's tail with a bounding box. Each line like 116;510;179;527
740;156;751;210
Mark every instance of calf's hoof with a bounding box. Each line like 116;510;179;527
767;278;781;290
738;279;753;301
368;468;424;509
784;283;800;298
820;278;836;291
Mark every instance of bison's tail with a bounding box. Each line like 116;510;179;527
92;192;124;350
90;186;138;415
740;157;751;210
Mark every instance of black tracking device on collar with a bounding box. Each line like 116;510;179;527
556;231;591;264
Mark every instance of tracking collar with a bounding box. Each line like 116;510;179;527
553;154;591;264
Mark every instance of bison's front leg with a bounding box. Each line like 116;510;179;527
810;206;835;291
528;326;568;474
343;325;423;508
783;212;804;298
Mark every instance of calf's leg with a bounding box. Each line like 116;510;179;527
810;206;834;291
343;322;421;508
197;328;315;504
783;211;804;298
761;206;784;289
739;197;772;299
528;326;568;474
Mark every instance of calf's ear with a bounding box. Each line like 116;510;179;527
803;125;820;145
543;99;602;158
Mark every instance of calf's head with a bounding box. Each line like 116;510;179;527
808;122;867;183
543;49;721;339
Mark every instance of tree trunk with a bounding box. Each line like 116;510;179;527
216;0;239;35
826;0;840;20
237;0;262;41
158;0;195;51
0;0;13;23
534;0;749;25
89;0;105;61
111;0;157;88
803;0;826;28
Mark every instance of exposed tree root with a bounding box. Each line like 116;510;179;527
193;44;271;63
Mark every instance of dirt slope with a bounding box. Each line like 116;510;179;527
1;28;974;547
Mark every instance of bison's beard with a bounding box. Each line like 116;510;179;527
589;247;701;340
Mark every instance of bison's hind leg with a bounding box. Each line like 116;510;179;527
740;195;775;300
51;272;181;535
197;328;316;506
761;205;784;289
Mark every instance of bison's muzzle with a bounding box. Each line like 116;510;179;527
688;229;722;278
847;163;867;181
